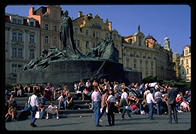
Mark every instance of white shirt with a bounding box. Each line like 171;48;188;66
107;95;116;102
121;92;128;99
28;94;39;107
154;91;162;99
146;93;156;104
91;91;101;102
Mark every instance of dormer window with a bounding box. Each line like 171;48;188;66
30;22;34;27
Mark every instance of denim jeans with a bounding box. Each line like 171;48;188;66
156;98;162;115
93;101;101;126
30;106;38;124
168;104;178;123
147;103;154;119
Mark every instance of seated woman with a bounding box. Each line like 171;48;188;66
57;92;66;109
35;103;45;119
45;102;59;119
82;88;92;101
5;105;16;121
180;98;191;112
66;93;73;109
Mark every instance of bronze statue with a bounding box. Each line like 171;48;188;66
60;10;77;55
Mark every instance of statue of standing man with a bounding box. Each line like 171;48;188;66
60;10;78;55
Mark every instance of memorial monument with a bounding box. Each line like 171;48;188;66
17;10;141;87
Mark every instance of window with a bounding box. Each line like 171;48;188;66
12;64;17;73
12;48;17;57
134;64;136;68
181;60;184;64
45;36;49;44
186;59;188;64
29;49;34;59
187;68;189;74
53;36;57;45
30;22;34;27
12;18;17;24
18;33;23;42
30;35;35;43
126;58;129;67
53;26;57;32
140;60;142;64
86;30;89;36
18;64;22;71
18;48;23;58
74;28;78;34
185;49;188;55
93;31;95;37
12;32;17;41
86;41;90;49
95;32;100;38
151;62;153;69
113;34;117;40
18;19;22;24
45;24;49;30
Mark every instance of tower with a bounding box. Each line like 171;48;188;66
164;36;171;51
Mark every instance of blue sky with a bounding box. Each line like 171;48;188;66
5;4;191;55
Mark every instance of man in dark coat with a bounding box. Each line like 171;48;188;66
167;84;179;124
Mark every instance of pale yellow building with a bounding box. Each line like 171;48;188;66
122;26;175;80
172;53;180;79
28;5;62;54
72;11;123;63
179;45;191;82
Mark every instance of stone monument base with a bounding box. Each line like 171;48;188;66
17;60;141;89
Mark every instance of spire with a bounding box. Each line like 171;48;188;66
138;25;140;32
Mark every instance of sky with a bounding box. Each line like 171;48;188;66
5;4;191;55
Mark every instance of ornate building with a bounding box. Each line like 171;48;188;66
28;5;62;54
72;11;123;63
122;26;175;80
5;13;41;84
179;45;191;82
172;52;180;79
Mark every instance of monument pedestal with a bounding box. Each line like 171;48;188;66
17;60;128;87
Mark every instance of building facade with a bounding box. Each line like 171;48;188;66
179;45;191;82
72;11;123;63
122;26;175;80
5;13;41;84
28;5;62;54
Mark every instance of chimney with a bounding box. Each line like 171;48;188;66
78;11;83;18
29;7;34;16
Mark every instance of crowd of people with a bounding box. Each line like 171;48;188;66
5;78;191;127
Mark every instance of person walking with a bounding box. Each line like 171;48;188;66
91;86;102;127
146;89;156;120
167;84;179;124
28;90;39;127
120;88;131;120
99;89;108;122
106;89;116;126
154;88;163;115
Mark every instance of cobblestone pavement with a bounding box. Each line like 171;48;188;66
5;112;191;131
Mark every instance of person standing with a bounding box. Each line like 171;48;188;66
99;89;108;121
106;89;116;126
120;88;131;119
154;88;163;115
146;89;156;120
91;86;102;127
167;84;179;124
28;90;39;127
